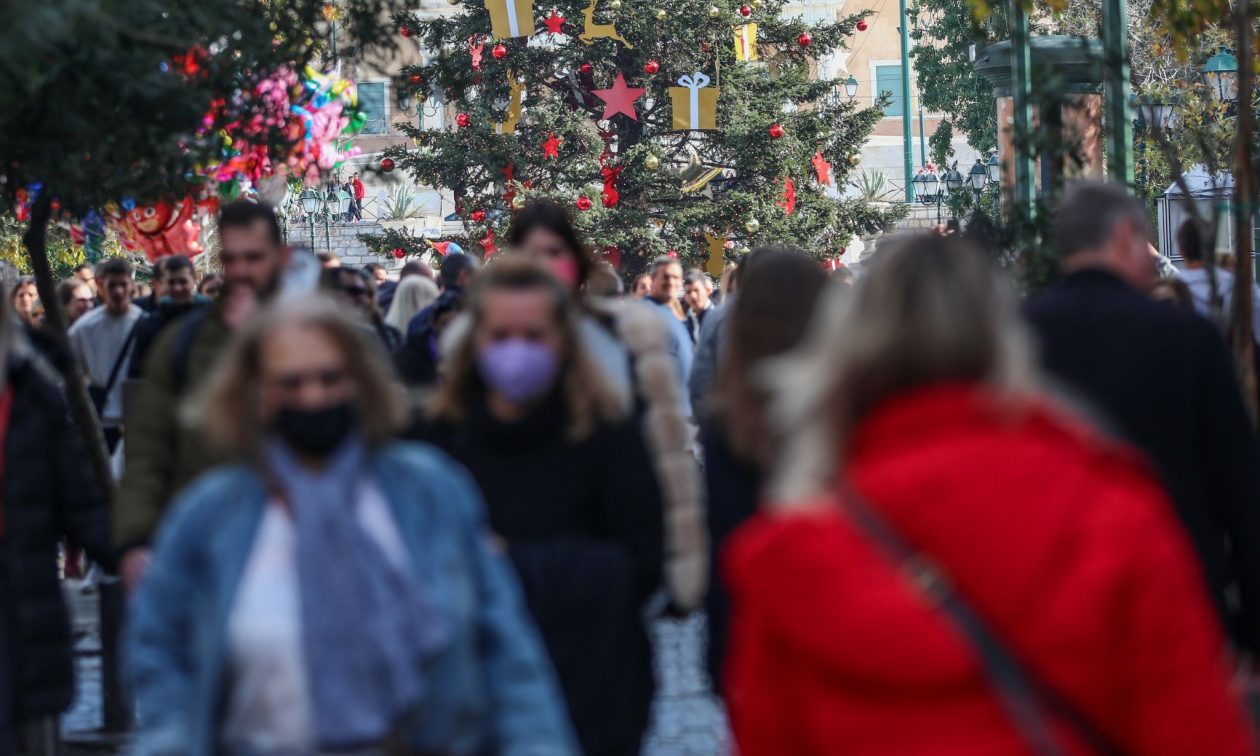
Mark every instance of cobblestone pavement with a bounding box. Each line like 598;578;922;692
62;583;731;754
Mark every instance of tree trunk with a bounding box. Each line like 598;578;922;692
1231;2;1258;425
21;195;115;504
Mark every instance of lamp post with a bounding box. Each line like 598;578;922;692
1203;47;1239;105
844;75;859;99
986;152;1001;186
969;158;989;193
299;188;321;250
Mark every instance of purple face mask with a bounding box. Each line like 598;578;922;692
477;338;561;404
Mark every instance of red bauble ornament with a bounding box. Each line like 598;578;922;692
50;199;61;211
856;20;868;31
768;123;785;139
456;112;471;127
739;5;752;15
797;32;813;47
392;248;406;259
409;73;423;85
580;62;593;74
491;43;508;59
399;26;413;38
576;196;593;211
380;157;396;172
644;60;660;75
471;209;486;222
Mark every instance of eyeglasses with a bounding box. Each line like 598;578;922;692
268;367;350;393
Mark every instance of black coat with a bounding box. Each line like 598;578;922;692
418;390;664;756
700;421;762;692
0;356;110;724
127;299;209;380
1025;269;1260;653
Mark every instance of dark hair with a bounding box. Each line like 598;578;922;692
96;257;134;280
58;278;88;306
364;263;385;275
1152;277;1195;308
716;247;828;466
198;273;223;294
161;255;195;278
439;253;479;290
72;263;92;275
316;251;338;265
1176;219;1205;262
586;261;624;297
506;200;593;287
649;256;681;275
400;260;434;280
219;200;282;246
1053;182;1150;259
684;270;712;289
10;277;36;304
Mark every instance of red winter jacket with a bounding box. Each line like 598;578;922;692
724;384;1255;756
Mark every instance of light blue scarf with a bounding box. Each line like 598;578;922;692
264;437;447;750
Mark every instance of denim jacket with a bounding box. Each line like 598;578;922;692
125;442;578;756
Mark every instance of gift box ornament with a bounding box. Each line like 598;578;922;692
670;72;719;131
734;24;758;61
486;0;535;39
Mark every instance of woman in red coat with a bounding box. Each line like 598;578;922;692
723;236;1255;756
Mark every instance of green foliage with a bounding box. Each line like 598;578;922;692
850;170;896;202
390;0;899;272
383;183;423;219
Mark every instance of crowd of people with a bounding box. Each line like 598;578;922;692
2;182;1260;755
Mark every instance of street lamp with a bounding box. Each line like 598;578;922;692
844;75;859;99
1203;47;1238;103
913;172;931;204
968;159;988;192
299;188;321;250
985;152;1001;184
1134;97;1175;132
396;88;414;116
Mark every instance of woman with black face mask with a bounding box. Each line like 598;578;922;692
417;259;666;756
125;295;577;756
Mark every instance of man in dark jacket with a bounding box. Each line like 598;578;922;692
116;201;290;591
0;348;110;751
1025;182;1260;654
127;254;209;380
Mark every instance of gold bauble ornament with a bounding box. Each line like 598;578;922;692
654;8;667;20
751;0;762;7
744;218;761;234
511;195;527;210
609;0;622;8
708;5;721;17
644;154;661;171
848;154;861;166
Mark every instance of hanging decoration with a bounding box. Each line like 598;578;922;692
576;195;593;211
812;150;832;185
856;20;868;31
604;245;622;270
487;0;537;39
113;197;205;262
680;145;723;193
777;177;796;215
797;31;812;48
469;36;486;70
471;209;487;222
492;43;508;59
644;60;660;75
578;0;633;47
541;132;562;158
744;217;761;233
427;240;466;256
643;153;661;171
543;9;567;34
480;229;498;257
768;122;785;139
738;5;753;15
704;232;727;277
380;157;396;172
494;74;524;134
456;112;472;127
734;24;758;61
601;164;623;207
670;72;719;130
593;71;646;120
393;248;407;259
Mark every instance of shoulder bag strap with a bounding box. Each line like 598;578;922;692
837;483;1123;756
101;322;140;398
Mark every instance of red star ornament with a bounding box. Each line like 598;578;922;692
592;71;646;121
541;132;562;159
543;10;566;34
776;176;797;215
812;150;832;185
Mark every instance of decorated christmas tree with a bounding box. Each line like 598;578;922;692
377;0;900;275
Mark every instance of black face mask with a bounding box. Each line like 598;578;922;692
271;402;357;457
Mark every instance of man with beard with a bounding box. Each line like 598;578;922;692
116;202;290;590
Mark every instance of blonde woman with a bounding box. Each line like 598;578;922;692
384;274;440;333
723;236;1253;755
125;295;576;756
416;259;665;756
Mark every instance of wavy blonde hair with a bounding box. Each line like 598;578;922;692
428;257;624;441
770;235;1042;501
186;294;409;453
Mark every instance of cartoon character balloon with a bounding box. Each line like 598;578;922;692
122;198;204;262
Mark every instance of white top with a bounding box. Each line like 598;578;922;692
67;304;142;424
1177;267;1260;337
221;479;408;754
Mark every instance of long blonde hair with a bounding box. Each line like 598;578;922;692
385;276;440;332
770;235;1041;500
187;294;409;453
428;257;624;441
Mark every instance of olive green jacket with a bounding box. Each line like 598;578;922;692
114;307;233;552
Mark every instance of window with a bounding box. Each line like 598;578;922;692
357;81;388;135
875;65;904;118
